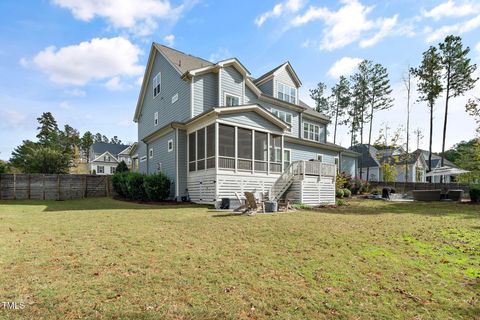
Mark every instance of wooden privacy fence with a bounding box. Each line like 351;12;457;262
0;174;114;200
369;181;470;193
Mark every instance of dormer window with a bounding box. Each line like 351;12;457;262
225;93;240;107
153;72;161;98
277;82;296;104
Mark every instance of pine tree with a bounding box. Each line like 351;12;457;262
438;35;478;178
94;133;103;143
36;112;59;146
81;131;94;162
411;46;443;173
350;60;371;147
309;82;330;114
365;63;394;181
330;76;351;144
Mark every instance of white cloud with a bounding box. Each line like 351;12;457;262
327;57;363;79
255;0;304;26
476;42;480;54
28;37;144;86
425;14;480;42
163;34;175;47
104;77;127;91
59;101;73;110
360;15;398;48
423;0;480;20
209;48;232;62
0;109;27;129
65;88;86;97
52;0;183;36
290;0;396;51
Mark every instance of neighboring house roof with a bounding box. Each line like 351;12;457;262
91;151;120;163
378;149;424;166
415;149;458;168
350;144;380;168
91;142;131;156
154;43;213;74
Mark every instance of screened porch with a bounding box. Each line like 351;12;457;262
188;122;290;175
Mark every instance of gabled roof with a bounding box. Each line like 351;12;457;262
154;43;213;75
254;61;302;87
415;149;458;168
350;144;380;168
91;151;120;163
91;142;131;156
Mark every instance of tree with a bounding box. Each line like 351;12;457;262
350;60;371;146
116;160;130;173
309;82;330;114
466;98;480;135
110;136;122;145
365;62;394;181
403;68;413;182
36;112;59;146
413;128;424;150
438;35;478;177
60;124;80;154
27;146;71;174
411;46;443;173
330;76;351;144
102;135;109;143
94;133;103;143
80;131;94;161
444;139;480;183
0;160;8;173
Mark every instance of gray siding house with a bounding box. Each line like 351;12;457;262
133;44;359;206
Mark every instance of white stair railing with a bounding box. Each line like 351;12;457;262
270;161;301;201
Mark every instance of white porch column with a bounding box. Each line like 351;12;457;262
234;126;238;173
267;133;270;175
252;130;255;174
281;135;284;172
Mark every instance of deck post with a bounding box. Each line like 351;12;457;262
302;160;306;181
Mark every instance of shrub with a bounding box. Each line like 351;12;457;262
125;173;147;201
342;188;352;198
293;203;312;210
112;172;171;202
336;199;346;206
470;184;480;203
371;187;382;195
144;173;171;201
336;189;344;198
116;160;130;173
346;178;369;195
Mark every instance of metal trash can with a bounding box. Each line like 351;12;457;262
264;201;278;212
220;198;230;209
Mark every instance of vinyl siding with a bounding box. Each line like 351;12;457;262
285;141;339;164
220;66;244;105
258;78;273;96
244;87;300;138
219;111;283;132
275;65;297;90
138;141;147;173
193;72;218;116
340;155;356;177
177;129;188;198
146;131;176;198
137;51;191;141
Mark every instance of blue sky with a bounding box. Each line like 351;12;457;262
1;0;479;160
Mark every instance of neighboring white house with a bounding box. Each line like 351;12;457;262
89;142;133;175
351;144;427;182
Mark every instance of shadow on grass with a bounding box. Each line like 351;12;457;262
317;199;480;219
0;197;210;212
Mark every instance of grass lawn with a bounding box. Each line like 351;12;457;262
0;198;479;319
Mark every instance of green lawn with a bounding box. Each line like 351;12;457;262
0;198;478;319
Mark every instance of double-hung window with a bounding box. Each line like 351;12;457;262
225;93;240;107
277;82;296;104
303;122;325;143
153;72;161;98
272;108;292;132
97;166;104;174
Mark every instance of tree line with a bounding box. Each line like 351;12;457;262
3;112;127;174
311;34;479;182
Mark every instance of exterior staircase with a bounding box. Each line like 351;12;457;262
269;161;301;201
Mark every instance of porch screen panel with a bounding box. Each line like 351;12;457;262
270;134;282;173
188;132;196;171
254;131;267;172
197;128;205;170
237;128;252;171
206;124;215;169
219;124;235;169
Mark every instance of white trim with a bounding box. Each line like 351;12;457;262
168;139;174;152
153;72;161;99
216;119;284;136
171;93;178;104
91;151;119;163
154;111;158;126
224;92;241;107
302;121;324;143
218;68;222;106
149;148;154;159
276;81;297;104
190;76;195;118
140;156;147;162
